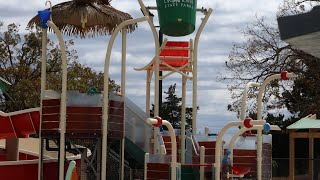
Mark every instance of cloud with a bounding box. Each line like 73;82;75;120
1;0;281;131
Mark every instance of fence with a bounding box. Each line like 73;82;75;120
273;158;320;179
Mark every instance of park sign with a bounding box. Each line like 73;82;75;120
156;0;197;36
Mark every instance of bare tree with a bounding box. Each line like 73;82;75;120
219;0;320;118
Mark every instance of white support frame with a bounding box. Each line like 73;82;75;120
38;26;48;180
144;153;149;180
192;9;213;135
180;76;187;164
240;82;260;121
256;72;296;180
101;15;149;180
38;20;68;180
120;27;127;180
199;146;205;180
138;0;161;155
214;120;266;180
146;118;177;180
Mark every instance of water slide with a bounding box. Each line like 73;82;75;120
123;96;153;165
0;108;40;139
0;95;153;165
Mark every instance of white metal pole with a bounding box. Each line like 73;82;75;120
215;122;242;180
144;153;149;180
228;127;249;165
47;21;68;180
257;74;280;120
102;16;148;180
162;120;177;180
240;82;260;121
146;70;151;153
160;145;166;154
257;73;296;120
257;128;263;180
199;146;205;180
38;27;47;180
120;28;127;180
138;0;161;154
181;76;187;164
192;9;213;135
146;70;151;116
146;118;177;180
255;72;295;179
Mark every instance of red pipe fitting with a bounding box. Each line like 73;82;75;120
153;116;162;127
281;71;289;80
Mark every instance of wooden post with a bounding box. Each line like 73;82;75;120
309;130;314;180
289;130;295;180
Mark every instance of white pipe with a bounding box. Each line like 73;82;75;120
146;70;151;153
120;28;127;180
199;146;205;180
160;145;166;155
187;136;199;156
215;120;265;180
181;76;187;164
144;153;149;180
146;70;151;116
192;9;212;135
257;128;262;180
146;118;177;180
228;127;249;165
138;0;161;154
102;16;148;180
163;120;177;180
257;73;296;120
240;82;260;121
255;72;295;180
228;126;263;164
38;26;47;180
270;125;281;131
47;21;68;180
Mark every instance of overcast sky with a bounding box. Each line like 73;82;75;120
0;0;283;133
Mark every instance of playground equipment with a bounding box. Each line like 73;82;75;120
0;0;300;179
240;82;260;121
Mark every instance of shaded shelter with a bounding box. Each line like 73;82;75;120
27;0;137;37
287;115;320;180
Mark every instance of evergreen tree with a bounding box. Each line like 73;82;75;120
150;84;197;128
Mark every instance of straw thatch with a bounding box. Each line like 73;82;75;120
27;0;137;38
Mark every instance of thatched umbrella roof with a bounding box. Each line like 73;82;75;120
27;0;137;37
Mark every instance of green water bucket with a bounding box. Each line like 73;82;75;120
156;0;197;37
